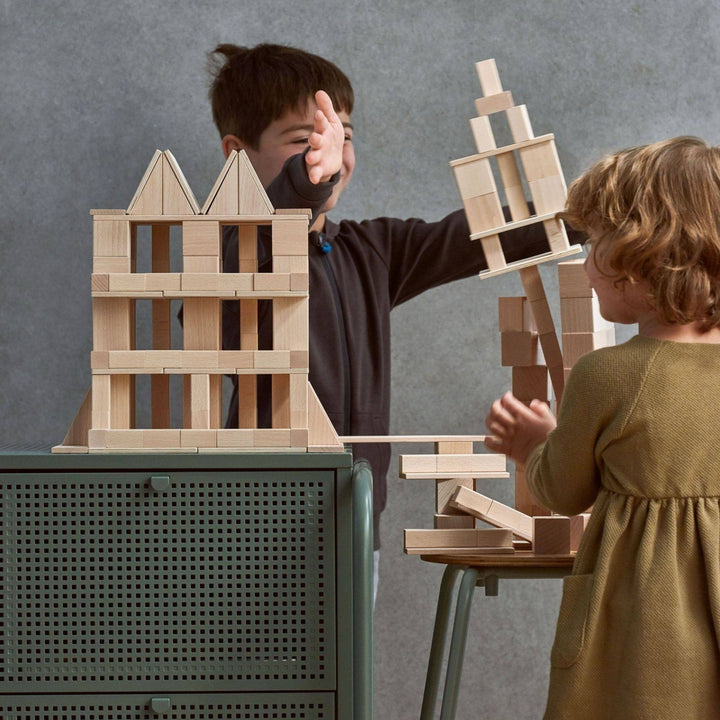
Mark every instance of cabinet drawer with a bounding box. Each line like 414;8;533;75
0;471;335;692
0;692;335;719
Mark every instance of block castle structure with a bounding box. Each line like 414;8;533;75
401;60;610;556
53;149;342;454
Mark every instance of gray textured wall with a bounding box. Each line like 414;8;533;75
2;1;718;717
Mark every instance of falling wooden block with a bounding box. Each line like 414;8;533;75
450;486;533;540
404;528;513;551
434;513;475;529
498;296;535;333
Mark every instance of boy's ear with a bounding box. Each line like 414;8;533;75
221;134;246;159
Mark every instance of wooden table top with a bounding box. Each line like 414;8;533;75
419;551;576;568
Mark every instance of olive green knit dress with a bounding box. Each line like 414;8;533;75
526;335;720;720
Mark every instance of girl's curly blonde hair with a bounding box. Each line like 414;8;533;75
561;136;720;330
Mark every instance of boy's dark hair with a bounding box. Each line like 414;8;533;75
208;43;354;149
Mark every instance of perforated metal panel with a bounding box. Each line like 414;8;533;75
0;471;335;692
0;692;334;719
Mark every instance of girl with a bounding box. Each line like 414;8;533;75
485;136;720;719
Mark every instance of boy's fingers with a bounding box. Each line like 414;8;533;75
486;398;515;428
500;391;538;421
315;90;339;123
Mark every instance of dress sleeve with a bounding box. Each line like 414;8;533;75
524;355;611;516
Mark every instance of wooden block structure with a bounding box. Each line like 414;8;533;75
451;59;582;404
399;440;517;554
54;149;342;454
558;260;616;374
450;59;582;277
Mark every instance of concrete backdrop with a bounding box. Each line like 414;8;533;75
2;1;718;717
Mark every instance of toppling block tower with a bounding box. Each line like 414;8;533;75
54;149;342;454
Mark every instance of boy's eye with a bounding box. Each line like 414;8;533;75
292;137;310;145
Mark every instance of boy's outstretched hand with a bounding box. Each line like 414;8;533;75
484;392;557;465
306;90;345;184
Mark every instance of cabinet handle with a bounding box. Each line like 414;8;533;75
149;697;172;714
149;475;171;493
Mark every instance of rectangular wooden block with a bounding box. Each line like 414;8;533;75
475;58;503;95
435;454;506;474
450;486;533;540
528;298;556;335
563;329;615;366
404;528;513;550
253;273;291;292
400;455;438;475
512;365;549;402
182;220;220;256
216;429;254;448
479;235;507;271
498;296;530;333
558;259;593;298
533;515;583;555
253;429;292;447
528;175;567;215
469;115;496;153
180;429;217;448
560;296;607;333
93;219;131;257
518;140;562;182
474;90;514;117
452;157;497;199
141;429;181;448
254;350;291;370
501;331;539;366
272;219;308;256
434;514;475;529
93;256;132;274
464;193;506;234
437;478;474;516
183;255;220;273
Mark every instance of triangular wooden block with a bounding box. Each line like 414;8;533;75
307;384;343;451
127;150;163;214
237;150;274;215
52;387;91;452
202;151;239;215
162;150;200;215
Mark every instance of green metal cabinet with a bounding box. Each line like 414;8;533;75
0;449;373;720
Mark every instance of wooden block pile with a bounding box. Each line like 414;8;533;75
53;149;342;454
558;260;615;377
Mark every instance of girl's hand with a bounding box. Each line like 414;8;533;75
484;392;557;464
305;90;344;184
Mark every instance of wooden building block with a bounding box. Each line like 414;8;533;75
273;297;308;351
289;373;308;429
162;151;200;215
291;428;310;447
404;528;513;551
498;296;526;332
182;220;220;257
474;91;514;117
560;296;605;333
254;350;291;370
475;59;503;96
237;150;274;214
558;259;593;298
528;297;556;335
436;453;506;474
501;331;539;366
452;157;497;199
91;375;111;429
236;375;257;428
91;274;110;292
240;299;258;350
469;115;496;152
93;219;131;257
463;193;506;234
202;151;239;215
307;384;343;451
272;219;308;256
506;104;534;143
274;255;309;274
127;150;163;215
434;514;475;529
496;152;531;221
450;486;533;541
253;429;292;447
543;217;571;254
237;225;258;272
528;175;567;215
533;515;584;555
93;256;132;274
190;374;210;429
183;298;221;351
518;140;562;182
272;374;290;428
399;455;438;475
563;329;615;366
435;441;474;455
254;273;291;292
512;365;550;402
216;429;254;448
480;235;507;272
93;297;133;351
180;429;217;448
141;429;182;449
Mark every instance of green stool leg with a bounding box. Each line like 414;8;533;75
438;567;481;720
420;565;464;720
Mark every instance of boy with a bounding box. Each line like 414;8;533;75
209;43;565;559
